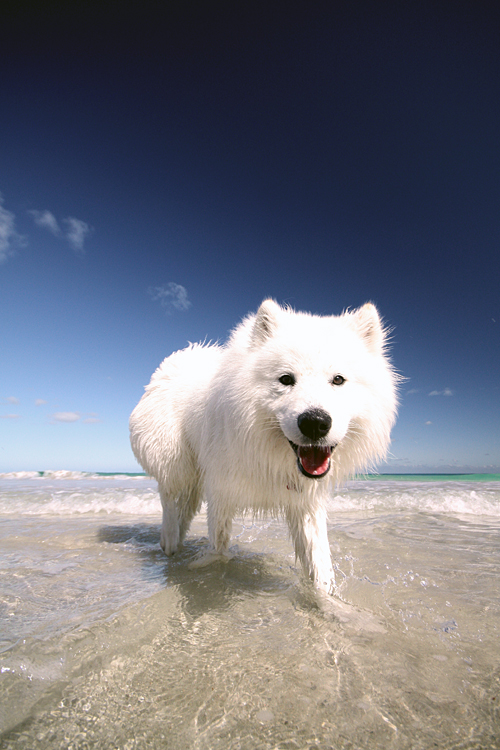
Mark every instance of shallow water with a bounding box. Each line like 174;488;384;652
1;475;499;749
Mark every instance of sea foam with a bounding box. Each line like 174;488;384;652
0;473;499;518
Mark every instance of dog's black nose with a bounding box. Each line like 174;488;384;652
297;409;332;441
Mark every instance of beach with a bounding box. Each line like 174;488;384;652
1;473;499;749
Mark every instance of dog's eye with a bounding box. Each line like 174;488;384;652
331;375;345;386
279;374;295;386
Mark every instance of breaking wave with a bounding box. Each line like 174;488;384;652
0;473;499;518
0;470;147;480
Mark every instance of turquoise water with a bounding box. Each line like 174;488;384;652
1;473;499;748
365;473;500;482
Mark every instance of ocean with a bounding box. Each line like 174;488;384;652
1;472;499;749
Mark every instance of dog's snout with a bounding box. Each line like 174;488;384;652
297;409;332;441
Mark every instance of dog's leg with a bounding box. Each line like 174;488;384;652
177;485;202;545
207;497;233;555
159;491;180;555
188;491;234;568
287;509;387;630
286;506;335;594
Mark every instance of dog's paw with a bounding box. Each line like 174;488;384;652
160;531;180;556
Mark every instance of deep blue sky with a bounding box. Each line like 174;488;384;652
1;2;499;473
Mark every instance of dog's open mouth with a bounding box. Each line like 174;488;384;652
289;441;335;479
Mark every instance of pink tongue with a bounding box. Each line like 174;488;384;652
298;446;331;476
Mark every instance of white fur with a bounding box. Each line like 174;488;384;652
129;299;398;593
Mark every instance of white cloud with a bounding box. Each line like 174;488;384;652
35;399;48;406
148;282;191;313
0;414;20;419
406;388;420;395
62;217;92;255
429;388;454;396
425;420;432;425
0;194;26;263
6;396;19;404
51;412;80;423
28;209;61;236
29;209;92;254
48;410;99;423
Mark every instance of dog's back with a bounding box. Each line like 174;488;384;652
129;343;223;491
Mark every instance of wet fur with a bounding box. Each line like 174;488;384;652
130;299;398;593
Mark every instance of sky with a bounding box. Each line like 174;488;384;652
1;2;499;474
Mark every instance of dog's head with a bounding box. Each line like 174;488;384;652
247;299;398;480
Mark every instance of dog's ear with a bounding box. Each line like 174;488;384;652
350;303;386;354
251;299;282;345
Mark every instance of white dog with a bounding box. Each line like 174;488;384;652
130;299;398;594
